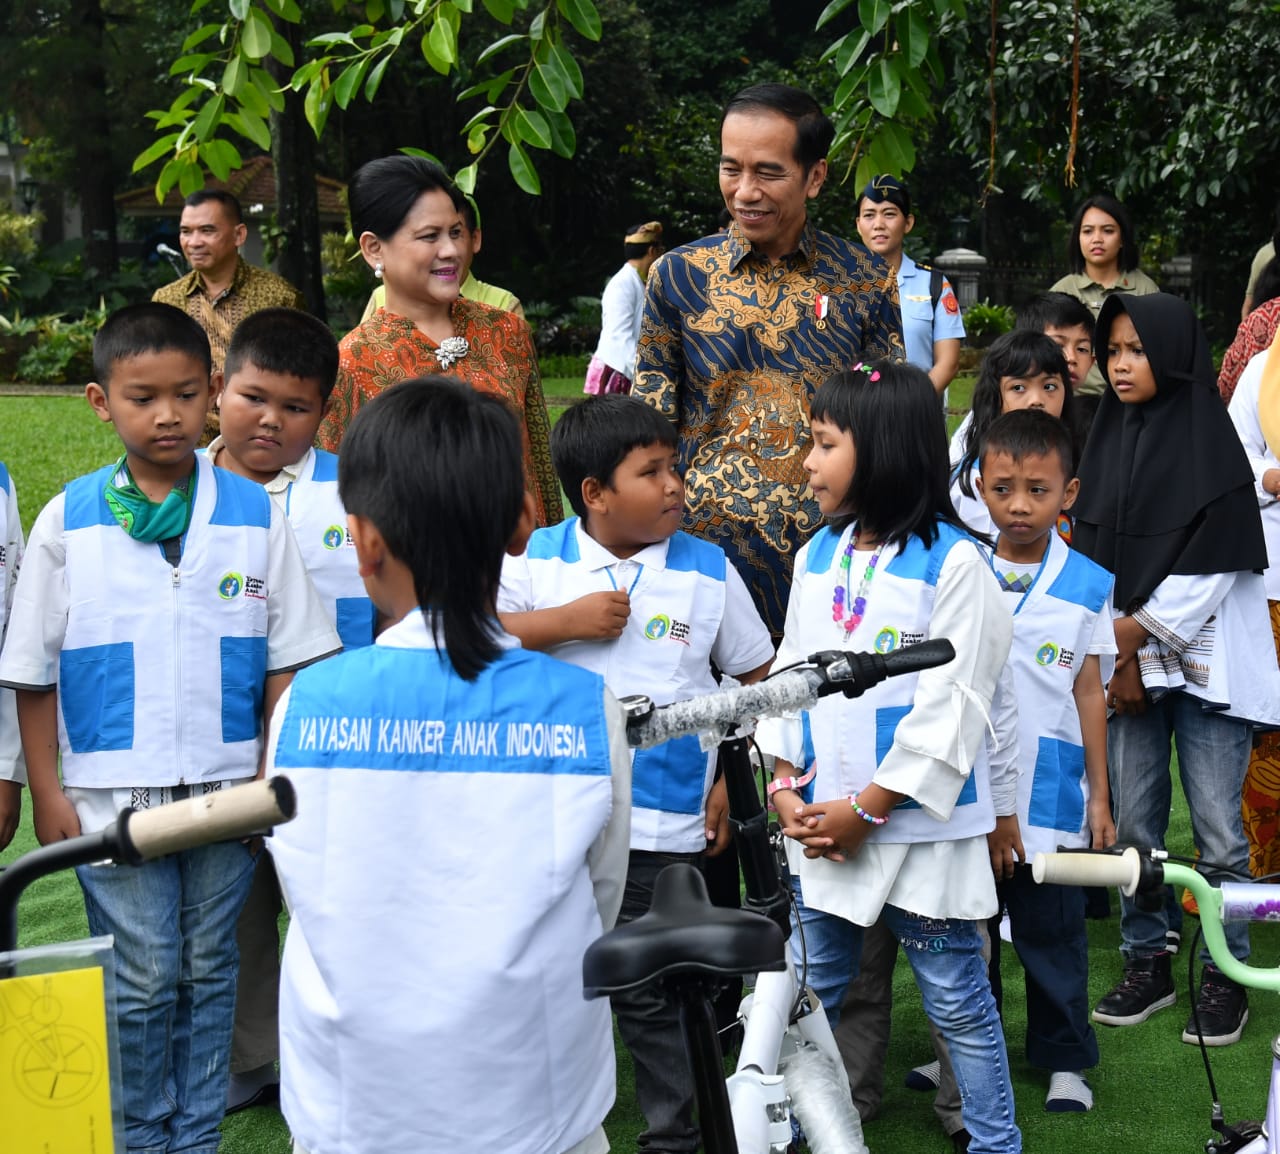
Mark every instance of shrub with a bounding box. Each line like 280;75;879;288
963;300;1016;347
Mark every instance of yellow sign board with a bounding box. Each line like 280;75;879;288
0;965;114;1153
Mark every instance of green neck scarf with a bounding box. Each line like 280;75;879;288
103;457;197;543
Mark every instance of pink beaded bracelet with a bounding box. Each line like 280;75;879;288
850;792;889;826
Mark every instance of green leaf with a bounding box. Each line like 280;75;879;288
201;138;243;180
529;9;546;39
816;0;853;30
250;66;286;112
157;155;187;201
229;0;250;21
331;59;370;109
857;0;890;36
451;0;474;13
463;105;498;132
558;0;602;40
236;71;270;116
242;8;274;58
529;46;569;112
897;6;929;69
867;56;900;118
364;54;392;101
227;109;273;150
513;106;552;149
455;162;479;194
192;94;227;143
833;63;865;109
304;76;331;136
476;32;525;64
222;53;249;97
132;134;181;173
873;120;915;173
398;147;442;162
269;31;295;66
422;15;456;73
182;23;223;51
290;58;326;91
179;160;205;196
549;39;584;97
482;0;516;19
507;140;542;194
834;29;871;75
308;32;357;47
544;107;575;157
466;123;487;153
169;53;215;77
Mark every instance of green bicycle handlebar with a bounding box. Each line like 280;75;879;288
1032;849;1280;994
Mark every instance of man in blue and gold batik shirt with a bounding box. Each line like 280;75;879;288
633;83;904;636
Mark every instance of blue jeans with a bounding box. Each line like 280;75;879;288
790;877;1021;1154
77;839;256;1154
1108;691;1252;963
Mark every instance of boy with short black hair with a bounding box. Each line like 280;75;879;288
1016;292;1096;390
266;378;631;1154
207;305;375;1112
0;301;340;1153
974;407;1116;1112
498;393;774;1154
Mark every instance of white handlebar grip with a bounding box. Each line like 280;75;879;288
1031;847;1142;895
124;777;297;861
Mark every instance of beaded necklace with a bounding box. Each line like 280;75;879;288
831;529;886;636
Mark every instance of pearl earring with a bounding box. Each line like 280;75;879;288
374;261;384;279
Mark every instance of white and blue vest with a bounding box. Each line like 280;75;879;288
999;532;1115;856
280;449;373;650
799;521;994;843
58;455;271;787
270;639;617;1154
517;519;738;853
0;462;13;611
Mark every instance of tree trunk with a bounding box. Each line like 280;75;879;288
267;19;326;320
70;0;118;275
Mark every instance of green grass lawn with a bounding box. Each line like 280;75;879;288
3;391;1277;1154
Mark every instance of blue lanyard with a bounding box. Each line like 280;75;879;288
604;562;644;597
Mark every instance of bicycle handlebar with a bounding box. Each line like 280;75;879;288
117;777;297;864
1033;848;1280;994
624;639;956;749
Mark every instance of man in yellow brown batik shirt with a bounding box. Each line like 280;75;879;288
153;190;306;374
633;83;904;636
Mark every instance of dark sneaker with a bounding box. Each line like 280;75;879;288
1092;953;1176;1026
1181;966;1248;1046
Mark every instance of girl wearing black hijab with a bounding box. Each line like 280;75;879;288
1074;293;1280;1048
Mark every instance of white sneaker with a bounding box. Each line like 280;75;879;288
1045;1070;1093;1113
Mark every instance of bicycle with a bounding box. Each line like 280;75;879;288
1033;846;1280;1154
583;638;956;1154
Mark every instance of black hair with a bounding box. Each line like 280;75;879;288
338;377;525;680
809;360;972;550
722;83;834;172
347;155;467;240
551;395;678;520
958;331;1074;499
224;308;340;401
184;188;243;224
1251;255;1280;312
978;408;1075;481
1066;193;1140;275
93;302;212;388
1015;291;1093;335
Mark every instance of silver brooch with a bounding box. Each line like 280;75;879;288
436;336;470;370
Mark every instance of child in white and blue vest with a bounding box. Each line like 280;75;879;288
0;303;340;1154
498;394;774;1154
756;361;1023;1153
974;408;1116;1113
267;378;632;1154
0;461;24;850
205;306;376;1114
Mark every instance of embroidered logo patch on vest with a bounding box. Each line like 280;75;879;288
644;614;691;644
219;572;243;599
322;525;346;550
1035;642;1059;667
874;627;899;653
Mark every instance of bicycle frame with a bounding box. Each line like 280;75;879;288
1035;848;1280;1154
